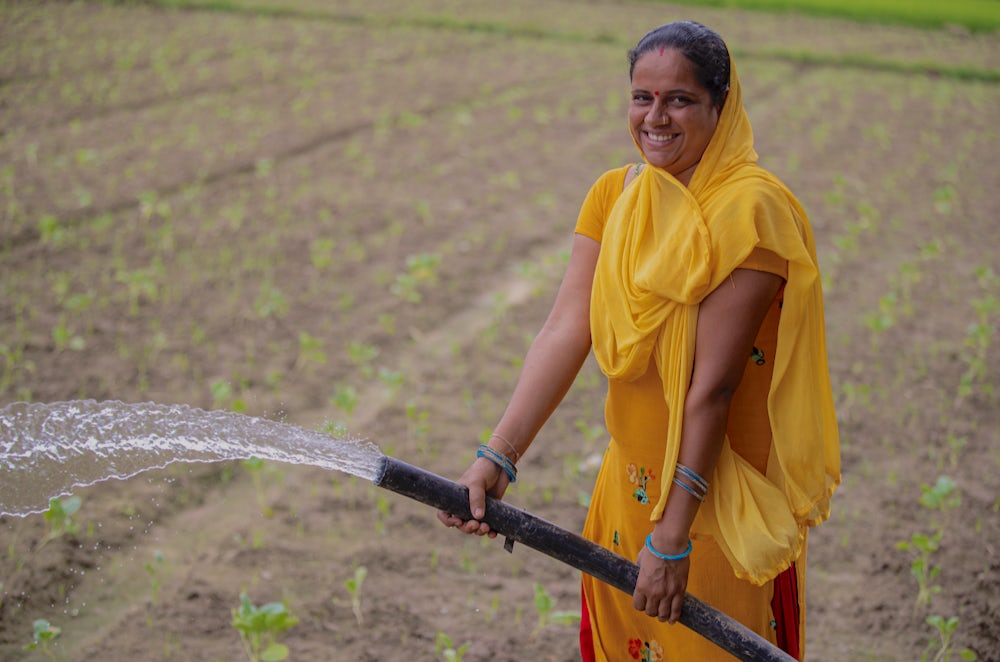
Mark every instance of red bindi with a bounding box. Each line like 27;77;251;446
659;47;665;56
654;91;659;96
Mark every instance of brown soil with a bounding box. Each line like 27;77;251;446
1;1;998;660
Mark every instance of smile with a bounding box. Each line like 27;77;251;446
645;132;679;144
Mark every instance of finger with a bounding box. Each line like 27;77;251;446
632;593;647;612
436;510;460;527
468;479;487;521
657;599;671;622
668;594;684;625
459;519;482;534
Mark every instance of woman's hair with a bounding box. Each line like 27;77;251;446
628;21;730;107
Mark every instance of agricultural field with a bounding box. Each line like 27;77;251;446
1;0;998;660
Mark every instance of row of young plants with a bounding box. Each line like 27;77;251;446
0;15;618;410
18;486;583;661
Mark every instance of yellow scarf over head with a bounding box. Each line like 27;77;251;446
590;56;840;585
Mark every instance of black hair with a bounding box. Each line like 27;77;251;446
627;21;730;107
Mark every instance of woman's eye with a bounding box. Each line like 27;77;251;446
667;96;693;106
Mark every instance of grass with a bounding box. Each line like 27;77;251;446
645;0;1000;31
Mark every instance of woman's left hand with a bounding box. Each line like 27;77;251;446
633;545;690;624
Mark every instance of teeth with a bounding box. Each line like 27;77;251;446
646;133;678;143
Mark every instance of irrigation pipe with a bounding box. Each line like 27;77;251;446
374;456;795;662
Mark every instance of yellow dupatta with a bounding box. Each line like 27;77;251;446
589;57;840;585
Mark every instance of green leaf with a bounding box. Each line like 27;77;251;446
533;583;555;614
550;610;582;625
61;495;81;517
261;643;290;661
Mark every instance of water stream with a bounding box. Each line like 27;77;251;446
0;399;384;517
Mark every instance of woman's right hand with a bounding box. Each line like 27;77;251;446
436;457;511;537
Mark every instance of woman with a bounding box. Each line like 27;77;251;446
438;21;840;661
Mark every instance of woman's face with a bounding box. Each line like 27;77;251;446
629;48;721;186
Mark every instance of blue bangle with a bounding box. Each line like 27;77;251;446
675;463;709;494
476;444;517;483
671;476;706;503
645;534;692;561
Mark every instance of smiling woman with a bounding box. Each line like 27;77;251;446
440;19;840;662
627;25;729;185
628;50;722;186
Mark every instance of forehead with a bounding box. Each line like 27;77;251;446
631;48;702;90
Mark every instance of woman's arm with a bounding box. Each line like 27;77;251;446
633;267;784;623
437;233;600;534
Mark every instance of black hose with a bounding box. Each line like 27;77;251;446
373;456;794;662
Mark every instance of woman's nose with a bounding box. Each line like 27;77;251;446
647;101;669;125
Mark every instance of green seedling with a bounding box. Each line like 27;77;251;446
344;565;367;626
295;332;327;373
211;378;248;413
23;619;61;659
942;435;968;470
530;582;580;639
405;402;430;449
484;595;500;622
374;493;391;534
319;420;349;439
346;341;378;377
145;550;170;609
308;237;336;269
377;368;404;400
919;476;961;518
231;592;298;662
390;253;441;303
254;282;288;319
242;456;273;517
41;496;81;546
435;631;471;662
924;615;977;662
898;477;962;606
330;384;358;416
897;531;942;607
958;317;995;399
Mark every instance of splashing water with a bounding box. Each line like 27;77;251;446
0;400;384;517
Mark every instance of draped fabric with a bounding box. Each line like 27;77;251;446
588;56;840;585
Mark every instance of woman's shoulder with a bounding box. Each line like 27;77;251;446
575;164;635;241
593;164;634;193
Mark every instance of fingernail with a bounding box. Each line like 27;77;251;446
474;508;483;519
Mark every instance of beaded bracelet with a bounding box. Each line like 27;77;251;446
476;444;517;483
644;534;693;561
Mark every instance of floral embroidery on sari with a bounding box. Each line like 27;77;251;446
626;463;655;504
628;637;663;661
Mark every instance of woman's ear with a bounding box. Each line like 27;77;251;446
717;86;729;112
